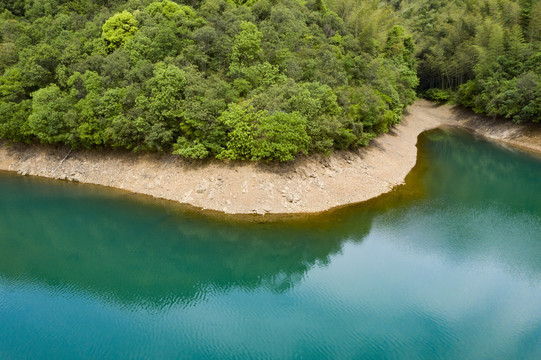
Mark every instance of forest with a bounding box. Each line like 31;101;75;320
0;0;539;161
402;0;541;123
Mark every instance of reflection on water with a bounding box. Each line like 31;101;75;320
1;128;540;359
0;177;360;306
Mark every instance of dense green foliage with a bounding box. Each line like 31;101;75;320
398;0;541;122
1;0;538;161
0;0;417;160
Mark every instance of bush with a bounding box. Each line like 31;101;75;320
424;88;451;103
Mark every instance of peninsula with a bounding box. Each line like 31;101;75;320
1;100;540;215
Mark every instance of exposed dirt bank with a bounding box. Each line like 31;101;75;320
416;100;541;155
1;100;539;215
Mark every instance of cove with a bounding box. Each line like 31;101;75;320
0;128;540;359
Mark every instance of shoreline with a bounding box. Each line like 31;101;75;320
1;100;540;215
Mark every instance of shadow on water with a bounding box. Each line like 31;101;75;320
1;127;541;309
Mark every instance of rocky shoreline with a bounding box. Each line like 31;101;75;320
1;100;540;215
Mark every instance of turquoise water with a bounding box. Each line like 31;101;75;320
1;128;540;359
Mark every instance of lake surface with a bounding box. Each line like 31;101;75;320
1;128;540;359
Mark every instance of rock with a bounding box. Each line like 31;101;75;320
195;180;208;194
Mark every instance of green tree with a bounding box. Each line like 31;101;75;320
229;21;263;75
28;84;76;144
146;63;186;129
217;103;310;161
252;111;310;161
102;11;139;52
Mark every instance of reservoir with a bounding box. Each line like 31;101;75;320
1;128;540;359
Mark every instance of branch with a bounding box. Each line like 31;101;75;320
51;148;73;174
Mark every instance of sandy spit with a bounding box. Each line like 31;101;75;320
1;100;540;215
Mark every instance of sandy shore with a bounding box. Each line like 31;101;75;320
1;100;540;215
415;101;541;155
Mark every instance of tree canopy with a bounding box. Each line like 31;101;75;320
397;0;541;123
0;0;538;162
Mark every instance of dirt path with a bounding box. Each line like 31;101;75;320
1;100;539;215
